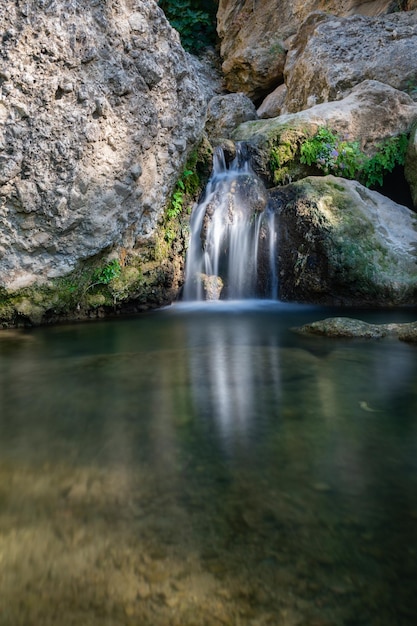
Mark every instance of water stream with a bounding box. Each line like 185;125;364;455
183;145;278;301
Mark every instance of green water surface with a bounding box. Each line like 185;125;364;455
0;302;416;626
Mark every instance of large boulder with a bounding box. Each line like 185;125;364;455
0;0;206;293
216;0;402;100
233;81;417;186
284;10;417;113
273;175;417;306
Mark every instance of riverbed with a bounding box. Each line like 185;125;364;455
0;301;416;625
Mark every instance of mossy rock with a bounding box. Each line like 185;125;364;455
293;317;417;342
233;116;321;186
273;175;417;306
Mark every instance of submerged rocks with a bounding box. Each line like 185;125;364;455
293;317;417;342
273;175;417;306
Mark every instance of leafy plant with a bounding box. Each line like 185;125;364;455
158;0;217;53
300;127;364;178
299;127;408;188
166;169;194;220
91;259;121;286
361;134;409;187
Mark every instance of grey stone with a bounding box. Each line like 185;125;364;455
0;0;207;291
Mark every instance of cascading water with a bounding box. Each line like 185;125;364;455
183;144;278;301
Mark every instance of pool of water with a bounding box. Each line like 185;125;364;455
0;302;416;626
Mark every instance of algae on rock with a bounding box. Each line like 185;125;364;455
273;176;417;306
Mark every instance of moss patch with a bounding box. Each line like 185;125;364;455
0;138;214;328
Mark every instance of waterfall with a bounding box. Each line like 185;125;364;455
183;144;278;301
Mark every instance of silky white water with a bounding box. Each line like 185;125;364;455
183;145;278;301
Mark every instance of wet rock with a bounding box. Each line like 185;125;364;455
293;317;417;340
198;273;224;300
274;176;417;306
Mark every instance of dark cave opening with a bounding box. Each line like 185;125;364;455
376;165;414;211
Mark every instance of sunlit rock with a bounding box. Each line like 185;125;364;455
217;0;398;100
234;81;417;187
284;10;417;113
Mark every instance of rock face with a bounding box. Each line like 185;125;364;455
273;176;417;306
205;93;257;143
234;80;417;186
284;11;417;113
216;0;402;100
293;317;417;342
0;0;206;292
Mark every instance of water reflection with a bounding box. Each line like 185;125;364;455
0;305;416;625
187;315;282;451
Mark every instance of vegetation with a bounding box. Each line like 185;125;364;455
268;126;306;184
158;0;217;53
91;259;122;286
299;127;409;188
163;146;209;243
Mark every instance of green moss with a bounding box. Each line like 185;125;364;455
292;177;416;300
0;247;165;327
162;139;212;245
268;127;307;184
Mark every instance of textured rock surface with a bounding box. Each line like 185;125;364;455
284;11;417;113
272;175;417;306
234;80;417;186
0;0;206;292
205;93;258;143
257;84;287;119
216;0;400;100
293;317;417;342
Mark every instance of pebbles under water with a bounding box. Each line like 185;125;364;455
0;302;416;625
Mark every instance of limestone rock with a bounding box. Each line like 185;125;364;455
199;273;223;300
0;0;206;292
257;84;287;120
293;317;417;341
284;11;417;113
233;81;417;186
216;0;399;100
205;93;258;143
273;175;417;306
